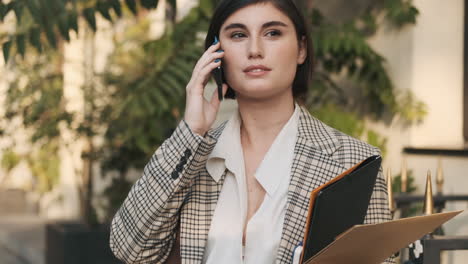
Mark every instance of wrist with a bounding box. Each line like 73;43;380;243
192;128;207;137
184;120;206;137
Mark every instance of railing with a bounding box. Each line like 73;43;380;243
393;194;468;264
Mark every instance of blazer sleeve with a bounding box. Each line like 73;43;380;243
364;149;396;264
109;119;214;263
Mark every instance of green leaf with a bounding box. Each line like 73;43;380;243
58;15;70;41
12;1;23;23
367;130;387;155
135;132;149;152
139;93;155;114
2;40;12;63
45;26;57;48
110;0;122;17
16;34;26;58
96;1;112;22
384;0;419;29
125;0;137;15
312;103;364;138
83;7;97;31
199;0;213;16
166;63;190;85
140;0;159;9
37;0;53;22
25;0;41;23
29;27;42;52
158;75;181;100
68;10;79;33
0;2;6;22
2;2;14;22
172;55;194;76
1;148;21;172
153;91;169;110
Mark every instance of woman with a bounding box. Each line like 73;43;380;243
110;0;393;263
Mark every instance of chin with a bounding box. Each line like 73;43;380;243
235;84;272;97
235;87;285;101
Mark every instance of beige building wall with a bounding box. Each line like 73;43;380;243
368;0;468;262
368;0;467;188
408;0;465;148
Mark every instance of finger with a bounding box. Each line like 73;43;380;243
195;59;222;89
194;42;222;73
187;51;222;93
206;40;222;52
198;50;224;71
193;42;222;76
188;59;222;96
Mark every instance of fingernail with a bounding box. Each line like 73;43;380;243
212;36;219;45
214;59;220;63
216;49;224;53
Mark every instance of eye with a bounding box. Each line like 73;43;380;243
266;30;282;37
231;32;246;39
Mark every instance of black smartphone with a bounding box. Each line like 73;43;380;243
211;36;224;101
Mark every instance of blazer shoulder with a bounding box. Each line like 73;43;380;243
297;106;380;168
329;126;381;168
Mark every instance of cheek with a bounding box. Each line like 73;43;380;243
274;42;299;66
222;46;240;68
221;50;241;81
277;45;300;78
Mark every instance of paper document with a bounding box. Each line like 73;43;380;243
304;211;462;264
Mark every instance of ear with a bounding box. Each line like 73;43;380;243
297;36;307;65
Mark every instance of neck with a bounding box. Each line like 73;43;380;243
237;92;295;150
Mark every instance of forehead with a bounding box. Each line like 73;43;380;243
221;2;291;29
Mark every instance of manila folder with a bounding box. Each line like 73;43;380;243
305;211;462;264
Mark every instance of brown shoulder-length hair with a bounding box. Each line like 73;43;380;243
204;0;313;103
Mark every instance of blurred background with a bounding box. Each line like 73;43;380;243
0;0;467;263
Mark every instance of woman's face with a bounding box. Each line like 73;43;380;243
219;2;307;101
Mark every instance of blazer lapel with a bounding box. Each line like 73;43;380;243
276;106;347;263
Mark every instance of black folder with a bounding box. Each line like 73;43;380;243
301;155;382;262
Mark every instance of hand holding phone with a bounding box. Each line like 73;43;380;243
183;36;226;136
211;36;225;101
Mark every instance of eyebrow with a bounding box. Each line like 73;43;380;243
222;21;288;32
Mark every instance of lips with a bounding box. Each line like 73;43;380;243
243;65;272;72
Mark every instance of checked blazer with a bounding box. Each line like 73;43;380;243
110;105;395;264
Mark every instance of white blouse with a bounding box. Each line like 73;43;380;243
202;104;299;264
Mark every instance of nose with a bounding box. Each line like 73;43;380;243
247;36;263;59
